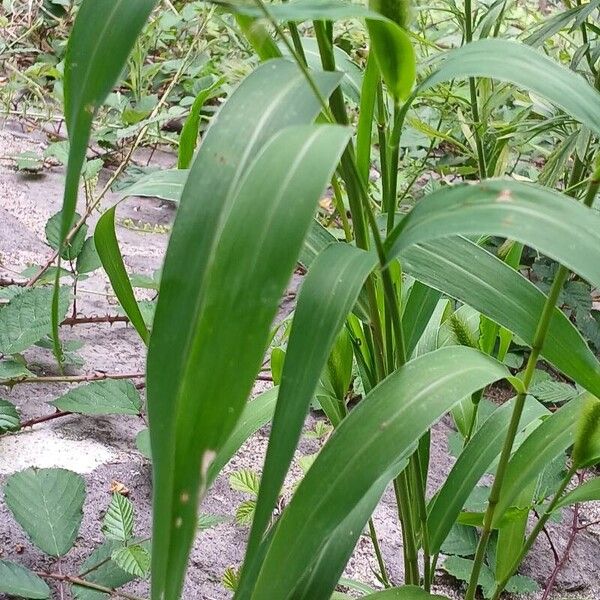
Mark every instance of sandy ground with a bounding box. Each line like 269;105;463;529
0;120;599;599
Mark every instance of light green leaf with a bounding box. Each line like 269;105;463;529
493;394;590;525
427;396;547;554
229;470;261;496
0;286;70;355
244;243;375;571
198;513;230;530
76;237;102;274
554;477;600;511
415;39;600;136
146;60;346;600
50;379;142;415
250;347;509;598
402;281;441;358
95;207;150;345
135;428;151;459
4;468;85;556
118;169;188;203
235;499;257;526
442;556;495;597
102;493;134;542
45;211;87;260
0;399;21;434
0;560;50;599
0;360;32;382
112;544;150;578
73;540;139;600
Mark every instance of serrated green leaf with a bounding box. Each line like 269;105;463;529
102;494;134;542
14;151;43;173
363;586;450;599
135;428;151;459
442;556;495;597
76;237;102;274
222;566;240;592
4;468;85;556
0;560;50;599
45;211;88;260
111;544;150;578
229;470;260;496
50;379;142;415
198;513;229;530
0;399;21;434
505;574;539;595
530;379;577;405
440;524;478;557
117;169;188;203
73;539;145;600
0;359;33;383
235;499;257;526
0;286;70;355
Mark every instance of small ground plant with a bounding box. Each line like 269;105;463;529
2;0;600;599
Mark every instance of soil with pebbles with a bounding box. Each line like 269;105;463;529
1;120;599;599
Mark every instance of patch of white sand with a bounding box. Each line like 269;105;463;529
0;426;117;474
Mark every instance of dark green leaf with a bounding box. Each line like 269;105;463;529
4;468;85;556
0;399;21;434
112;544;150;578
50;379;142;415
0;560;50;599
0;287;70;355
45;211;87;260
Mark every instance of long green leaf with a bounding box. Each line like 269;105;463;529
414;39;600;136
207;387;279;484
402;237;600;397
0;561;50;599
554;477;600;511
147;59;346;600
402;281;441;358
95;206;150;344
244;243;375;573
118;169;188;203
427;396;547;554
62;0;156;242
250;347;509;599
388;181;600;290
493;394;590;525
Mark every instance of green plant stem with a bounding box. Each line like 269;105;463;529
465;162;600;600
368;518;392;587
4;371;144;386
36;571;146;600
463;0;487;180
386;101;404;235
394;474;419;584
331;175;353;242
489;466;577;600
412;451;432;590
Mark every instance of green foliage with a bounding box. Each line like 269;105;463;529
0;560;50;599
102;493;135;542
4;468;85;556
50;379;142;415
0;399;21;434
34;1;600;599
0;286;70;355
